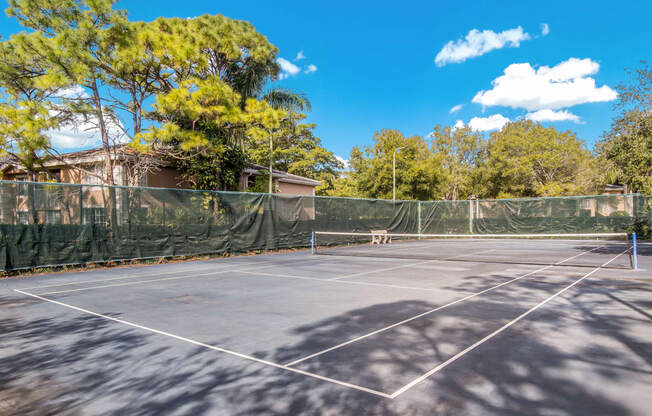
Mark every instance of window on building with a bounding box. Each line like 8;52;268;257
83;164;104;185
83;207;107;225
47;169;61;182
44;210;61;224
14;176;28;197
17;211;29;225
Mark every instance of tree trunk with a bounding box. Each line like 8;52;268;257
90;76;118;242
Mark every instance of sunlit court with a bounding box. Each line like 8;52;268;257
1;0;651;414
3;233;651;414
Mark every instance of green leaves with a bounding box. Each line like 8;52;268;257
479;120;597;198
598;62;651;195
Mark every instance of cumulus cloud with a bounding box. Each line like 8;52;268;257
472;58;617;111
464;114;511;131
452;115;510;132
46;114;127;150
526;109;581;123
335;155;349;170
541;23;550;36
56;85;88;99
435;26;531;66
277;58;302;80
449;104;463;113
277;57;318;79
305;64;318;74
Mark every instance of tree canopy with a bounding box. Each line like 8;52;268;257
597;62;651;195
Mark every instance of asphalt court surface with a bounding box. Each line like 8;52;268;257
2;242;652;415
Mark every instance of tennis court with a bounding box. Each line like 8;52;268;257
2;236;652;415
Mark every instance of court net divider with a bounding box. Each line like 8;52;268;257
311;231;639;270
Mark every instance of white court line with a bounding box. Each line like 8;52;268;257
238;270;460;293
18;255;346;291
12;289;392;399
29;261;308;296
18;263;247;291
389;247;630;398
284;245;605;367
328;249;497;281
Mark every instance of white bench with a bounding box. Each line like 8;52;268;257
371;230;391;245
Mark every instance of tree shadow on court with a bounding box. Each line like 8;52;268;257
1;276;651;415
222;275;651;415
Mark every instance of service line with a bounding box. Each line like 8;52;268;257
390;247;630;398
284;245;605;366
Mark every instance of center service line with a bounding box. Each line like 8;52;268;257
390;247;630;398
284;245;604;367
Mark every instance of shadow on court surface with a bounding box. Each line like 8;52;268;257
1;277;650;416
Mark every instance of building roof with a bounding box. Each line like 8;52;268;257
245;164;322;187
2;147;321;188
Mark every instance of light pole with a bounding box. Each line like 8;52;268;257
269;129;273;194
393;146;407;201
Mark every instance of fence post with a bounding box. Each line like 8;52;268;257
468;199;474;234
79;185;83;225
311;231;315;254
417;201;421;239
632;232;638;270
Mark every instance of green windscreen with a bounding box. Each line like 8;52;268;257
0;180;648;271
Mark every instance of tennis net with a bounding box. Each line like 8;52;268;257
311;231;638;269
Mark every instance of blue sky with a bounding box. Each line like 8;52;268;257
2;0;651;161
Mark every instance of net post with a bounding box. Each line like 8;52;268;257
632;232;638;270
311;231;315;255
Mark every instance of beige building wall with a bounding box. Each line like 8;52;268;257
277;181;316;196
146;167;190;189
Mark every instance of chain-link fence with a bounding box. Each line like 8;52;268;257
0;180;648;271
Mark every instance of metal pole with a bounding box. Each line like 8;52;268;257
311;231;315;254
269;130;273;194
468;199;473;234
632;232;638;270
392;151;396;202
417;201;421;239
392;146;406;202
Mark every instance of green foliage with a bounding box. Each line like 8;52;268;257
476;120;598;198
597;62;651;195
429;125;485;199
245;171;276;194
246;118;342;195
329;129;439;200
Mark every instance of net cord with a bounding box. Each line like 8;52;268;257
312;231;637;270
313;231;630;239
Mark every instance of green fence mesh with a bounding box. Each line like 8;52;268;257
0;180;649;271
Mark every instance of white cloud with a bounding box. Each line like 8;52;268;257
305;64;318;74
294;51;306;61
435;26;531;66
454;120;465;130
449;104;463;114
472;58;617;111
277;58;301;80
467;114;510;131
46;114;127;150
335;155;349;169
541;23;550;36
526;109;581;123
56;85;88;99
